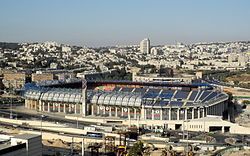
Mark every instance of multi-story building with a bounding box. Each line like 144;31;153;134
32;72;54;83
0;133;42;156
2;72;27;89
238;54;248;67
140;38;150;54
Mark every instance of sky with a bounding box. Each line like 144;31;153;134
0;0;250;47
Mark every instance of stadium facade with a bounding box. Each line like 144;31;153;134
23;80;229;125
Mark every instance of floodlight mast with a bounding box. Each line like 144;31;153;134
82;76;87;117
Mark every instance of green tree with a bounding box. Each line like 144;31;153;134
234;80;239;86
242;100;250;105
128;141;144;156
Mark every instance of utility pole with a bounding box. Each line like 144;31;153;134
82;77;87;117
137;116;140;134
9;89;13;119
182;119;185;140
40;115;43;135
82;138;84;156
187;121;189;156
185;120;190;156
10;93;13;119
183;119;190;156
40;114;43;156
71;137;74;155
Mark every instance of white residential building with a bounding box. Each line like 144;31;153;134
140;38;150;54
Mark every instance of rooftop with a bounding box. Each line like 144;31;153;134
12;133;41;140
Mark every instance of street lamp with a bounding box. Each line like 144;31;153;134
40;114;47;156
40;115;43;135
180;108;185;140
183;119;190;156
40;114;47;135
82;138;85;156
10;93;13;119
137;116;140;134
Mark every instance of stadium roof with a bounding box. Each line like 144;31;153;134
23;86;228;108
34;79;214;89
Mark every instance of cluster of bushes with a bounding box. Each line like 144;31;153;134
242;100;250;105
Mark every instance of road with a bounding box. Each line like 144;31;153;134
0;120;103;141
0;106;249;147
0;108;91;129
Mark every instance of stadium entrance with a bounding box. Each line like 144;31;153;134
175;124;182;130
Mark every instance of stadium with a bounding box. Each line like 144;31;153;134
23;79;229;128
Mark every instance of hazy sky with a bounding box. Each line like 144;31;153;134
0;0;250;47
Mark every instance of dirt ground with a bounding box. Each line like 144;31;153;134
223;149;250;156
226;74;250;83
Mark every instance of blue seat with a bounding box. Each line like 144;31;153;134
174;90;189;99
134;88;147;93
147;88;161;94
156;101;169;106
121;87;134;92
159;93;173;99
169;101;183;106
143;93;158;99
198;91;211;101
188;91;198;101
203;92;218;101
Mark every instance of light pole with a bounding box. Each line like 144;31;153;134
137;116;140;134
71;136;74;155
10;92;13;119
184;120;190;156
187;121;189;155
40;114;43;155
82;138;85;156
40;114;43;135
181;108;185;141
40;114;47;135
182;119;185;141
40;114;48;155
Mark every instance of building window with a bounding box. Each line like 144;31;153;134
146;109;152;119
187;108;192;119
130;108;134;119
117;107;121;117
162;108;169;120
194;108;198;119
200;108;204;118
104;106;109;116
111;107;116;116
171;109;178;120
179;108;185;120
136;109;141;119
99;106;105;116
153;109;160;120
122;108;128;119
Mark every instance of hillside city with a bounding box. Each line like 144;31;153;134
0;39;250;156
1;40;250;72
